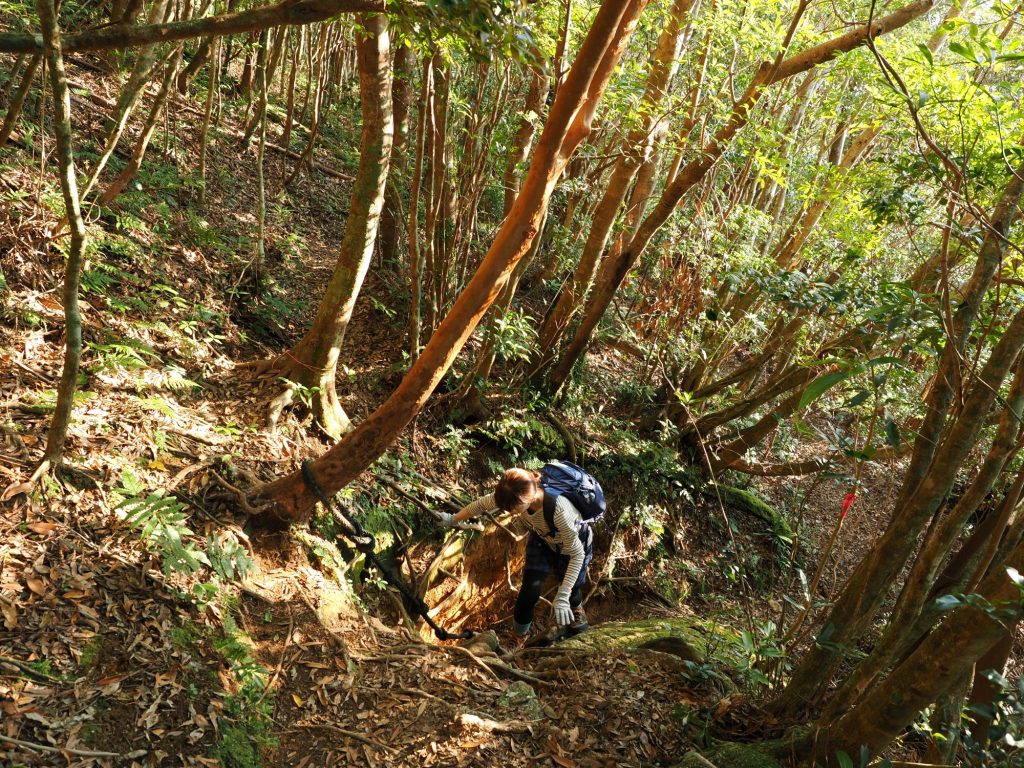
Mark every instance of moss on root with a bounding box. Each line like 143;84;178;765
701;483;795;548
557;617;731;662
678;741;783;768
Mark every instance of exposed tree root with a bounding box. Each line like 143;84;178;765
209;469;273;517
243;353;352;437
543;411;578;463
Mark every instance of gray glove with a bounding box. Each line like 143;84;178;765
552;591;574;627
437;512;457;528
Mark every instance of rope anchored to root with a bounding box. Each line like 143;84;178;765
300;460;474;642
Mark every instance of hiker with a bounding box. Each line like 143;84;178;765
438;461;605;645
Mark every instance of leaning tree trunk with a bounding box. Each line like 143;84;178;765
97;47;182;204
249;0;650;521
806;529;1024;765
818;355;1024;721
0;53;41;147
35;0;88;470
259;12;393;438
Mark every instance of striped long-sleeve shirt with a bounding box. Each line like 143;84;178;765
458;492;590;597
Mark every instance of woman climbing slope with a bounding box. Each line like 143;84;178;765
439;462;606;645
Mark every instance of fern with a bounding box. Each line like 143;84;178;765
114;471;253;582
161;364;202;392
135;395;177;418
116;473;208;576
207;534;254;582
88;338;160;373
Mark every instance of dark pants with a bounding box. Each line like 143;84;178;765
513;532;593;628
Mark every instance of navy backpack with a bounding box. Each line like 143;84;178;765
539;460;606;537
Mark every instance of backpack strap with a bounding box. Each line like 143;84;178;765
542;490;558;538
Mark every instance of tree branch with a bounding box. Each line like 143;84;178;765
0;0;385;54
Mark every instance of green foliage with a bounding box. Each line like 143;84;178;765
87;338;160;374
732;619;787;689
396;0;541;67
206;533;255;582
492;306;538;363
280;378;321;409
20;388;94;413
115;472;209;577
135;395;177;418
207;609;276;768
478;408;561;459
213;725;261;768
439;425;475;471
114;470;252;583
948;668;1024;767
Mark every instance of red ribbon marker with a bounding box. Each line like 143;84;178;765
841;492;857;519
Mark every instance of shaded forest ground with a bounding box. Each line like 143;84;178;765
0;58;951;767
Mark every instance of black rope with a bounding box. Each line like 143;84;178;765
301;460;474;641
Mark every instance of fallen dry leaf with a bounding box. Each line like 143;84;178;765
1;481;32;501
26;578;46;596
1;600;16;629
26;522;58;535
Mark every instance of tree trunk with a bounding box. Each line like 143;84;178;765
97;47;182;204
281;27;299;147
0;0;384;56
770;162;1024;720
810;534;1024;764
552;0;573;96
406;52;431;357
79;0;171;199
197;37;219;207
378;40;415;265
0;53;41;147
262;12;393;438
35;0;88;468
254;29;270;292
820;355;1024;719
176;36;212;92
282;25;328;188
501;66;550;218
250;0;650;521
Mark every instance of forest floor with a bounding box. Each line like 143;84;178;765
1;60;913;768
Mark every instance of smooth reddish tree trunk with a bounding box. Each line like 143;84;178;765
259;13;393;438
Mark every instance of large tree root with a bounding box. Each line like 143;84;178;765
241;353;351;437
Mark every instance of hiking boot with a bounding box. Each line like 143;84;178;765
568;607;589;635
509;630;529;650
505;620;531;652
